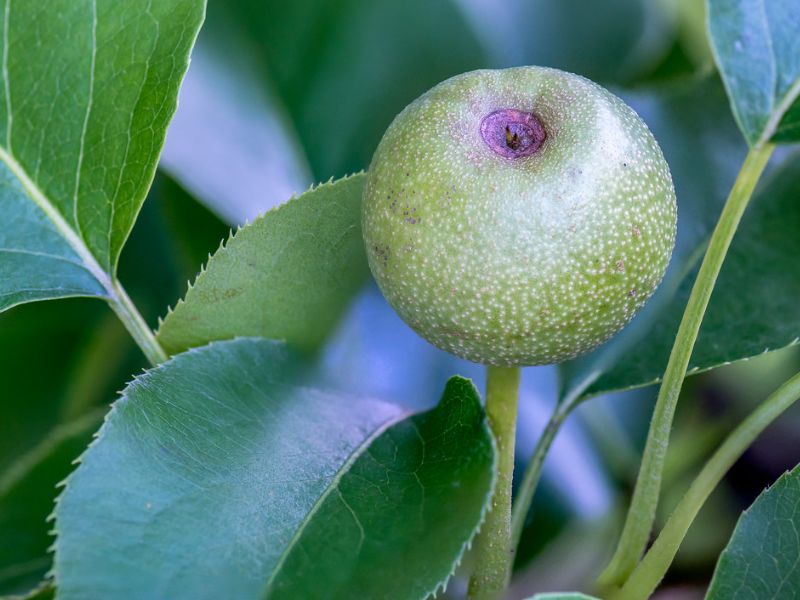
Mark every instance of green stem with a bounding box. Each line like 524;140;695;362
468;366;522;600
107;279;168;366
612;369;800;600
509;402;570;551
598;142;775;588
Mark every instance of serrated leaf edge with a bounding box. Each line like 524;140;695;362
48;342;495;600
425;377;499;600
46;337;261;583
705;464;800;598
155;172;367;349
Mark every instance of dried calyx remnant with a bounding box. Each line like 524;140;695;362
480;108;546;159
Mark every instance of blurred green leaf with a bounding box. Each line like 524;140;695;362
54;339;495;600
0;302;125;472
161;7;311;225
525;594;599;600
0;412;101;596
215;0;486;179
25;585;54;600
461;0;672;83
708;0;800;145
1;582;55;600
0;0;205;311
564;150;800;403
157;174;369;356
706;464;800;599
146;174;230;292
559;76;743;402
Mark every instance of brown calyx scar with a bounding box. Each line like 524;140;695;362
480;109;546;159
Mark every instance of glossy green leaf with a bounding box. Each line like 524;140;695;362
157;174;369;355
0;0;205;311
0;412;101;596
706;464;800;599
708;0;800;145
0;173;226;598
54;338;495;599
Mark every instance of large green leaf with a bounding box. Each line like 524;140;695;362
156;174;369;355
54;338;496;599
0;0;205;311
0;412;101;596
708;0;800;145
0;173;227;598
706;464;800;599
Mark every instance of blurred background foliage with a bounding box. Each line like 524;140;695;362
2;0;799;598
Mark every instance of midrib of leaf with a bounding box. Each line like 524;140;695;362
0;144;113;294
711;0;800;147
2;0;11;150
759;77;800;145
756;0;799;145
72;0;97;264
261;409;411;597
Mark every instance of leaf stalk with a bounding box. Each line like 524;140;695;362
107;279;168;366
611;368;800;600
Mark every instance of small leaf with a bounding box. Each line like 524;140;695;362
157;174;369;355
54;338;496;599
0;411;101;596
706;464;800;599
0;0;205;311
708;0;800;145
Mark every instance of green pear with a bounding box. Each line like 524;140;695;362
363;67;676;366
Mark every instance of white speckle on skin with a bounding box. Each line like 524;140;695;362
362;67;677;367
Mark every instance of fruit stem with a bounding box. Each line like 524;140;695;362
610;368;800;600
468;365;522;600
107;278;168;367
598;142;775;588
